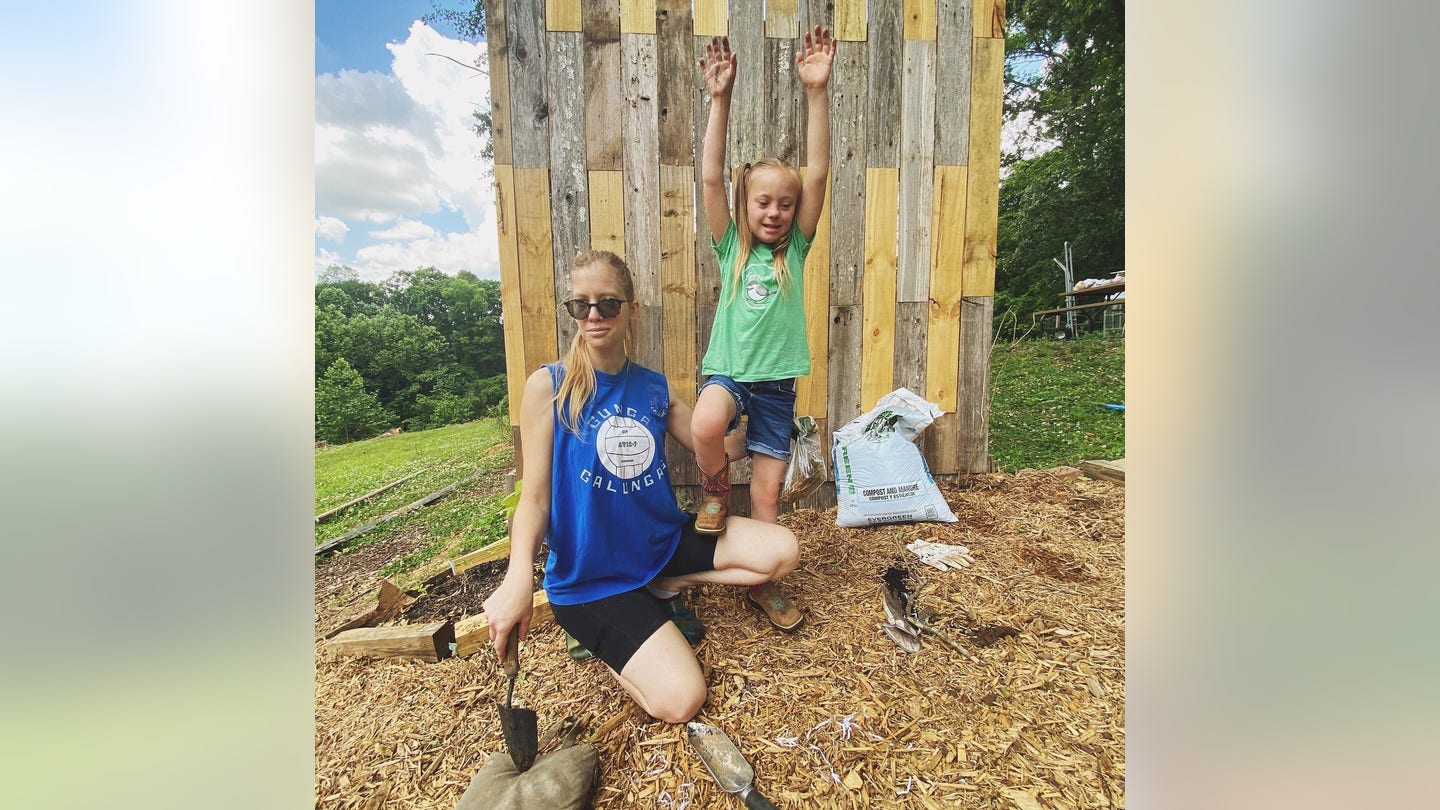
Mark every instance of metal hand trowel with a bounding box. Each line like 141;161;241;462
686;722;778;809
497;626;538;772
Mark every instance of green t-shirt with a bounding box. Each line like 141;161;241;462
701;220;813;381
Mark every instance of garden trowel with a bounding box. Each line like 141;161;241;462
686;722;778;809
497;626;538;772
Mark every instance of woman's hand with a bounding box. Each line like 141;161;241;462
701;36;736;99
482;569;536;660
796;26;836;91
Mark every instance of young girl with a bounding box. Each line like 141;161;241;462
482;251;798;724
691;28;835;632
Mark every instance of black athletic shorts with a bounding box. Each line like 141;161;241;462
549;514;716;673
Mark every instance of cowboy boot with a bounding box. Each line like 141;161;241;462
694;453;730;535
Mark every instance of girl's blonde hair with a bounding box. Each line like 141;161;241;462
729;157;803;303
554;250;636;434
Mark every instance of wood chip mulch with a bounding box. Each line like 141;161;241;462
315;470;1125;809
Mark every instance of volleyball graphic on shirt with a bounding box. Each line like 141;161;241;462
595;415;654;480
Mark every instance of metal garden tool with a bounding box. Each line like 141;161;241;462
497;626;538;772
686;722;778;809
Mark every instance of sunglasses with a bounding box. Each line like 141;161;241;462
563;297;628;320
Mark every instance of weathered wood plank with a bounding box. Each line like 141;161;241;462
315;468;427;524
827;305;864;434
897;38;936;302
828;39;868;306
657;0;695;164
485;0;513;166
695;303;716;376
834;0;867;41
865;0;902;168
935;0;973;164
547;0;582;30
764;33;801;165
926;164;966;411
861;167;898;410
327;621;455;663
451;539;513;576
516;167;561;364
660;164;697;403
767;0;800;39
588;169;626;255
922;411;960;475
692;0;725;37
962;36;1003;295
622;33;664;370
494;165;526;424
692;37;721;309
508;0;551;169
620;0;655;34
796;170;830;421
454;590;555;658
727;0;765;164
893;301;928;399
583;0;623;170
1080;458;1126;485
956;295;992;472
323;579;417;639
974;0;1006;38
547;30;588;351
905;0;938;39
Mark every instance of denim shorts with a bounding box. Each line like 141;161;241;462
697;375;797;461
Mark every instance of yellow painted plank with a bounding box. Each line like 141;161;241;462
692;0;726;37
904;0;937;40
927;164;966;411
515;167;560;368
962;38;1003;296
621;0;656;34
766;0;799;39
861;168;898;410
659;164;697;403
588;170;626;257
546;0;581;31
798;169;831;419
974;0;1007;38
494;164;526;425
835;0;867;41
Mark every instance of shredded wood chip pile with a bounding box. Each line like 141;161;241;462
315;470;1125;809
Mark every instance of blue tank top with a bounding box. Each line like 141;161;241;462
543;361;689;604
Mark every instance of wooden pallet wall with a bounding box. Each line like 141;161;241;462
490;0;1005;507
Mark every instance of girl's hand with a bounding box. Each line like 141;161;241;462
701;36;736;99
482;571;535;660
796;25;836;91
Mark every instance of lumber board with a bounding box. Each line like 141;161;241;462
865;0;902;168
926;164;966;411
314;472;486;556
975;0;1006;38
451;539;513;576
897;37;936;302
327;621;455;663
767;0;799;39
659;163;698;403
893;301;928;399
485;0;513;166
828;40;868;306
588;170;626;255
547;29;588;351
515;167;561;365
799;0;835;32
934;0;974;164
726;0;764;164
796;169;831;421
494;164;526;425
1080;458;1126;485
962;36;1003;296
861;167;898;410
922;410;961;475
622;32;664;370
834;0;867;41
507;0;550;169
905;0;938;40
315;468;426;524
692;37;720;310
764;34;801;165
547;0;582;30
583;0;623;170
827;304;863;432
666;434;699;487
656;0;695;164
620;0;656;34
692;0;725;37
454;590;556;658
957;295;992;472
324;579;417;639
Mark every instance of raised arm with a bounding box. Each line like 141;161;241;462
700;36;737;244
795;26;835;241
482;367;555;660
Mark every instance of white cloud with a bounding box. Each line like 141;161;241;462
351;226;500;283
315;216;349;243
369;219;436;240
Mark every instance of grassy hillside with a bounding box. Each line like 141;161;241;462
988;333;1125;471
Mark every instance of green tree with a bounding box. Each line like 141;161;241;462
996;0;1125;333
315;358;396;444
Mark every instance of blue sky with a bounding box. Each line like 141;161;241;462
314;1;498;281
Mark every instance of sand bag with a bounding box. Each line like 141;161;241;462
454;744;598;810
832;388;957;528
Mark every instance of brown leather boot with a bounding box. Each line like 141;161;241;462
748;581;804;631
694;453;730;535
